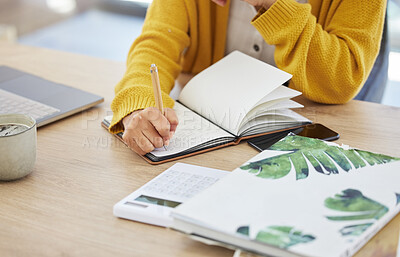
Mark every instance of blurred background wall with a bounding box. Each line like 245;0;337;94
0;0;399;107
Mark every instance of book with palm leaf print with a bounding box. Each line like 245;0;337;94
171;135;400;257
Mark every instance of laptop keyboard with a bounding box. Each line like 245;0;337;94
0;89;60;121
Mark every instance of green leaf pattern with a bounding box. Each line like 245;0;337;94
236;136;399;242
240;135;399;180
237;225;315;249
396;193;400;205
338;223;374;237
324;189;389;237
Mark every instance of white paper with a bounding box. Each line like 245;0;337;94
150;102;233;157
178;51;293;135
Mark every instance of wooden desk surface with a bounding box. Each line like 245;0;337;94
0;43;399;257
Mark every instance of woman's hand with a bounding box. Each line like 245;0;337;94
122;107;178;155
212;0;277;10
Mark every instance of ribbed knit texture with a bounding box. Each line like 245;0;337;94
252;0;386;104
110;0;386;134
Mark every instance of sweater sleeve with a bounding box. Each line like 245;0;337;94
251;0;386;104
109;0;190;133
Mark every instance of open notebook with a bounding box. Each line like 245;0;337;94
102;51;310;164
171;135;400;257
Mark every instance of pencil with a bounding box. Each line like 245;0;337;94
150;64;167;151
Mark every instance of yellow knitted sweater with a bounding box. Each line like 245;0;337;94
110;0;386;133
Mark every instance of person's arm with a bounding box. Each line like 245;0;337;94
110;0;190;134
250;0;386;104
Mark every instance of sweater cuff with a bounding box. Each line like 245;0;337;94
109;86;175;134
251;0;303;40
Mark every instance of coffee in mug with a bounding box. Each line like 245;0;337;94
0;123;30;137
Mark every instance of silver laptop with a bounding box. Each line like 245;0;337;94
0;66;104;127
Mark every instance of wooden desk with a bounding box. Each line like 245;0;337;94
1;43;399;257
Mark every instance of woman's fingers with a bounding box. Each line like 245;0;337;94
142;107;171;142
142;120;165;149
164;108;179;135
121;107;180;155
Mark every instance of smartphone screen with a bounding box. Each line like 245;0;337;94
247;124;339;151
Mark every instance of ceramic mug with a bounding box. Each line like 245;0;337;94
0;114;37;181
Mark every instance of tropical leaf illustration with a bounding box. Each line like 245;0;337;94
339;223;373;237
325;189;389;221
237;226;249;236
324;189;389;237
240;135;399;180
237;225;315;249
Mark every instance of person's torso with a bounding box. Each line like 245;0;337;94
225;0;308;67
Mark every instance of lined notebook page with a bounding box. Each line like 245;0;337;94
150;102;234;157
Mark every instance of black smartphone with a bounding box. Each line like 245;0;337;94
247;123;339;152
